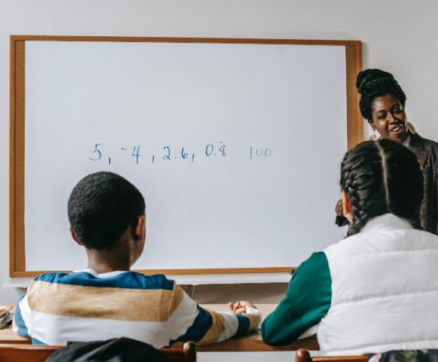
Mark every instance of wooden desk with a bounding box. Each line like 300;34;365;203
187;304;319;352
0;327;30;344
0;305;30;344
0;304;319;351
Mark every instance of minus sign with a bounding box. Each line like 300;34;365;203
121;148;127;150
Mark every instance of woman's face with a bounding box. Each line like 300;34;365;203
369;94;408;143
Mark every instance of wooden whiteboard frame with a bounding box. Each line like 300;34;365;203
10;35;362;277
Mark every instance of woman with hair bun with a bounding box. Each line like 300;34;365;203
262;139;438;356
336;69;438;234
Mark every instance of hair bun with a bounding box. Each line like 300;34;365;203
356;69;395;94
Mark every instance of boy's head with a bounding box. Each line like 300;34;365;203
68;171;145;250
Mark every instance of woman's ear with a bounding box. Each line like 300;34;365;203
341;190;353;224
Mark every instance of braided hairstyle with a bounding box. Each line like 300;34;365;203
357;69;407;120
340;139;423;236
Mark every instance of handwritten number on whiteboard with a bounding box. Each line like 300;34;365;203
163;146;171;160
132;146;140;164
219;144;226;156
181;147;188;159
89;144;102;161
250;147;271;159
205;144;214;156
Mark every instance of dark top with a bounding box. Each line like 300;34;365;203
409;132;438;235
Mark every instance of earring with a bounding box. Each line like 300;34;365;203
370;128;379;141
407;122;416;135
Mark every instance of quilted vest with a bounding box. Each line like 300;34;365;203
318;214;438;355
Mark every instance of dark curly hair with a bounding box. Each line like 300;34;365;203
356;69;407;120
68;171;145;250
340;139;423;236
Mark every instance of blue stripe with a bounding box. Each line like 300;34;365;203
35;272;174;291
32;338;46;345
235;314;250;336
169;306;213;345
14;295;30;338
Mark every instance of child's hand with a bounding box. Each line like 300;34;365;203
228;301;257;314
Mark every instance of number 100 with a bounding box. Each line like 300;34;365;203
250;147;271;159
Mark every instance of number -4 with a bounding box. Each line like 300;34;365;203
89;144;102;161
132;146;140;164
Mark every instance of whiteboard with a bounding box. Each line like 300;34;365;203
10;37;362;275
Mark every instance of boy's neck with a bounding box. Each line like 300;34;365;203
85;244;132;273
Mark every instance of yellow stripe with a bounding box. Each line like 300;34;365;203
27;280;178;322
167;284;185;317
244;313;261;331
197;309;225;345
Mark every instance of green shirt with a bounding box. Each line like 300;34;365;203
261;252;332;345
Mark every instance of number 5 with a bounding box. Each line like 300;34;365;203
89;143;102;161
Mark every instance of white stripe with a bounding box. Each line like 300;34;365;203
26;311;172;347
247;309;262;328
218;312;238;342
163;292;200;341
15;295;32;335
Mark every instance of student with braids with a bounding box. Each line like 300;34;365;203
262;139;438;356
336;68;438;234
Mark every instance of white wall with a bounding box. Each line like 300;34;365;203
1;0;438;302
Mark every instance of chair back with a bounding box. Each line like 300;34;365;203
0;344;61;362
296;348;369;362
0;341;196;362
162;342;196;362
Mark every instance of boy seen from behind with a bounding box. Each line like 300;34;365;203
14;171;261;346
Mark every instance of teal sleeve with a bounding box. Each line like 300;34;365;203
261;251;332;346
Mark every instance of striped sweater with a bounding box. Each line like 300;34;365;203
14;269;261;346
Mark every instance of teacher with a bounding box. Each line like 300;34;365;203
337;68;438;234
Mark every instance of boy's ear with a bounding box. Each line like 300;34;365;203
133;215;146;241
70;226;83;246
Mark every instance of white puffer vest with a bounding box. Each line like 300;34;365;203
318;214;438;356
